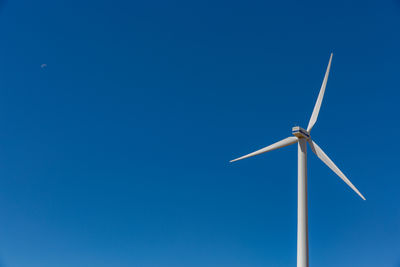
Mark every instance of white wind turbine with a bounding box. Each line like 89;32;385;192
230;54;365;267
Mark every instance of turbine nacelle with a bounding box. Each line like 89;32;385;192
292;126;310;139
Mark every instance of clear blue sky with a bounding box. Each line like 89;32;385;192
0;0;399;266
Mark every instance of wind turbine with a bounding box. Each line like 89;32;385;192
230;54;365;267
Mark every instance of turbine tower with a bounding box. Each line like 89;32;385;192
230;54;365;267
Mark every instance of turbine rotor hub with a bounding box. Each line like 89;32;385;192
292;126;310;139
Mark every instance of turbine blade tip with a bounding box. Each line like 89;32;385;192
357;191;366;200
356;191;366;200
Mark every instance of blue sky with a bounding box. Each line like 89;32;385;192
0;0;399;266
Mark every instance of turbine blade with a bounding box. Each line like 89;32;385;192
230;136;298;162
307;53;333;132
308;139;366;200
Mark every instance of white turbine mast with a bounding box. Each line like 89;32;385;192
230;53;365;267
